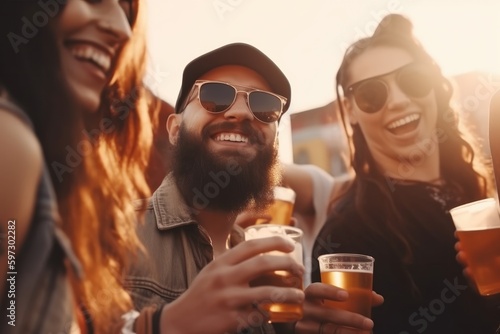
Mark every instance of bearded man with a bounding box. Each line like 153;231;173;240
125;43;298;333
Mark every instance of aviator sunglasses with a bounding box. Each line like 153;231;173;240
345;62;435;114
183;80;287;123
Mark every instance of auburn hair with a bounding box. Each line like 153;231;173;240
60;1;156;332
0;1;155;332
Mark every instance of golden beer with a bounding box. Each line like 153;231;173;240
250;271;304;322
245;224;304;322
256;199;294;226
456;227;500;295
318;254;374;318
320;270;373;317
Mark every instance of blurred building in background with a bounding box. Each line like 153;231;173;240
290;101;349;177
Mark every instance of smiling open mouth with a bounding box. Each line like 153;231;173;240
66;42;112;76
387;114;420;135
214;132;249;143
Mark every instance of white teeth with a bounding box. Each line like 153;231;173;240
214;132;249;143
387;114;420;129
69;45;111;72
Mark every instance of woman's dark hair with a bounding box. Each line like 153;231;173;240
331;14;493;283
0;3;79;178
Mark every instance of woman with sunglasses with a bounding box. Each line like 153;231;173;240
311;13;499;333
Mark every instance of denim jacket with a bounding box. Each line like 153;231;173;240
124;173;276;334
0;93;81;334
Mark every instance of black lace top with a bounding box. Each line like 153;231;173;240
312;180;499;334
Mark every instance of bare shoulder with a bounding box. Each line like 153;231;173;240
0;109;43;170
0;108;43;231
0;109;44;294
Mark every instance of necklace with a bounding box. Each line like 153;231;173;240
425;181;462;211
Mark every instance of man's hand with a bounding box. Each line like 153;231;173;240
160;236;305;334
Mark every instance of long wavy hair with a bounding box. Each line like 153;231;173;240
332;14;493;267
0;1;154;332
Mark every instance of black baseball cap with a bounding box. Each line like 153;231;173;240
174;43;291;114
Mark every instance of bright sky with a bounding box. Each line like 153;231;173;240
144;0;500;114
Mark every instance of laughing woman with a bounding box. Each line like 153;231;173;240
311;14;499;333
0;1;153;333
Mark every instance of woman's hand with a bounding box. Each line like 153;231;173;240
454;237;478;291
295;282;383;334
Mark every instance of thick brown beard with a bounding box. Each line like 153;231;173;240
172;122;281;214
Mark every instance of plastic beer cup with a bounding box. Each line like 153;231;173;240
449;198;500;296
318;253;374;318
256;186;296;226
244;224;304;322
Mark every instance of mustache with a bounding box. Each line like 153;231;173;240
201;121;265;145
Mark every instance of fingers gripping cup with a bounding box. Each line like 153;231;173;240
318;254;374;318
256;186;296;226
244;224;304;322
449;198;500;296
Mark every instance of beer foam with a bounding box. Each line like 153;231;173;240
274;186;296;203
323;268;373;274
245;225;303;264
450;198;500;230
245;225;289;239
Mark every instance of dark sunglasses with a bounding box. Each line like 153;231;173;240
345;63;435;114
184;80;287;124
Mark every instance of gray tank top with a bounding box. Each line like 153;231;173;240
0;96;82;334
